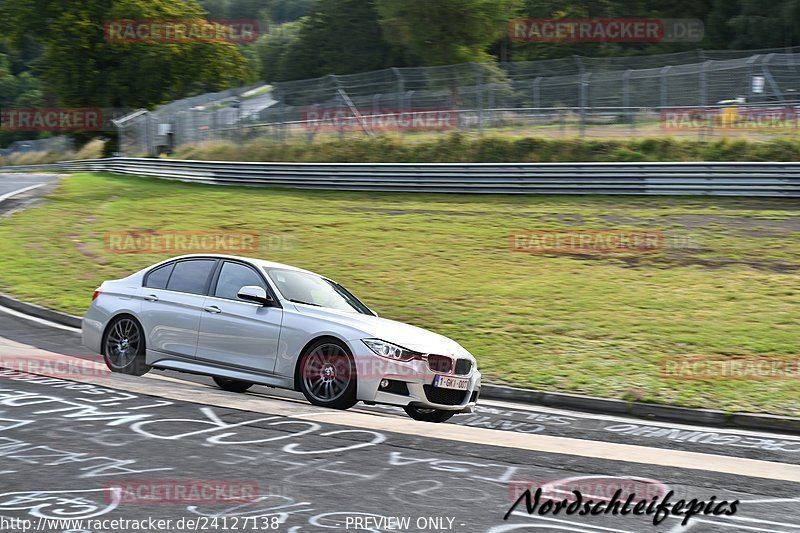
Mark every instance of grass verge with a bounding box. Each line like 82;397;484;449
0;172;798;415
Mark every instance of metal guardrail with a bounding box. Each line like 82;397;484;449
1;158;799;196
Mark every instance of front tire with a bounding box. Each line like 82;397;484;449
103;316;150;376
213;376;253;393
298;339;357;410
403;406;455;423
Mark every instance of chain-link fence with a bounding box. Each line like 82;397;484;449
116;47;800;156
115;83;273;156
0;136;74;157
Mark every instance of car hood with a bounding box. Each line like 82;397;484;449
291;304;473;358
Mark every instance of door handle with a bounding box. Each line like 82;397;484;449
203;306;222;314
144;294;159;302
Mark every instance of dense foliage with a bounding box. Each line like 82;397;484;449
1;0;797;147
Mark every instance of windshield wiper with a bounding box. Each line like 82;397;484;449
287;298;322;307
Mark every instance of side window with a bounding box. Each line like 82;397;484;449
144;263;174;289
166;260;216;295
214;262;266;301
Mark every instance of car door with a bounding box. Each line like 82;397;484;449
139;258;217;359
195;260;283;373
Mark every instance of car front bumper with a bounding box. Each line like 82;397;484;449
353;354;481;412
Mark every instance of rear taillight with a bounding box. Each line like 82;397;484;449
92;289;101;302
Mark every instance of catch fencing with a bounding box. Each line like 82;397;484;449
115;47;800;156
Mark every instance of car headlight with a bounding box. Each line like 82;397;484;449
362;339;422;362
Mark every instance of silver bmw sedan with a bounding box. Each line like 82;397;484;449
82;254;480;422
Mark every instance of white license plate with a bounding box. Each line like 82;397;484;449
433;375;469;390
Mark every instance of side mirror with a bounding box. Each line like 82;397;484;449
237;285;274;306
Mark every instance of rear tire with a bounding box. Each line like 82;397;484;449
103;316;150;376
403;406;455;423
298;339;357;410
213;376;253;393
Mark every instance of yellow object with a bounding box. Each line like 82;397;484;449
717;99;739;127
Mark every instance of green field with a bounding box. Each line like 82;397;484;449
1;172;798;416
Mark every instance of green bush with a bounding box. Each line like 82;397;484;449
171;133;800;163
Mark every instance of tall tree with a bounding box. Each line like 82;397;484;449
726;0;797;48
281;0;402;79
0;0;248;108
376;0;521;65
0;52;44;146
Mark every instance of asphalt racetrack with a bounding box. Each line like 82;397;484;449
0;173;797;532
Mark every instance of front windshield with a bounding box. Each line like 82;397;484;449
265;268;373;315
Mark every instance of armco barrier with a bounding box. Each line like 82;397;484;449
1;158;799;196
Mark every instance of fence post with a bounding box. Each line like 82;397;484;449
372;93;381;119
281;105;287;143
392;67;405;112
660;65;671;109
575;56;587;137
699;61;711;139
330;74;345;139
623;69;632;133
488;81;495;128
745;54;761;104
761;53;784;102
145;113;154;157
533;77;542;109
472;62;484;133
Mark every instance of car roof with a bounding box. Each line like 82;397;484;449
163;254;322;277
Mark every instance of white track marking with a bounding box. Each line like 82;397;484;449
479;398;800;442
0;183;47;205
2;305;800;447
0;303;80;333
0;339;797;482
